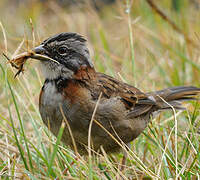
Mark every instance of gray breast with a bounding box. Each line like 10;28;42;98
41;81;63;106
39;80;92;146
39;81;65;137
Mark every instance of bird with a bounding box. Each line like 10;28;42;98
14;32;200;155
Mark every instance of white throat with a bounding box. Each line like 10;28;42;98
39;61;74;80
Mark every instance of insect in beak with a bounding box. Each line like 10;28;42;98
3;45;59;78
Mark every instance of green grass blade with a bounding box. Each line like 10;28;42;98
7;80;34;171
7;91;29;171
48;122;65;177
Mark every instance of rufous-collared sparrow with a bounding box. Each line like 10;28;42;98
11;32;200;155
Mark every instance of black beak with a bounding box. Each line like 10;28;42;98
30;45;49;61
33;45;46;55
30;45;59;64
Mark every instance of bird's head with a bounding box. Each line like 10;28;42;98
32;32;94;80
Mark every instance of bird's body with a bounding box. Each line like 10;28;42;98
13;32;200;154
39;71;152;154
39;66;199;154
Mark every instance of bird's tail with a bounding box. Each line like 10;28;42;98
148;86;200;110
127;86;200;118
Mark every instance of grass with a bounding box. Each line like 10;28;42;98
0;0;200;179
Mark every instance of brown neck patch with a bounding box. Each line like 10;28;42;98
73;66;96;80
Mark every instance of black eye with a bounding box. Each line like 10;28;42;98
58;46;68;55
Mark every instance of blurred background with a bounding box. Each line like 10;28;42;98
1;0;200;87
0;0;200;179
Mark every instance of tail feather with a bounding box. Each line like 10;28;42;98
128;86;200;118
149;86;200;110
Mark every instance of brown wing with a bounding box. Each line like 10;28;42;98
95;73;155;117
96;73;146;103
74;68;155;117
